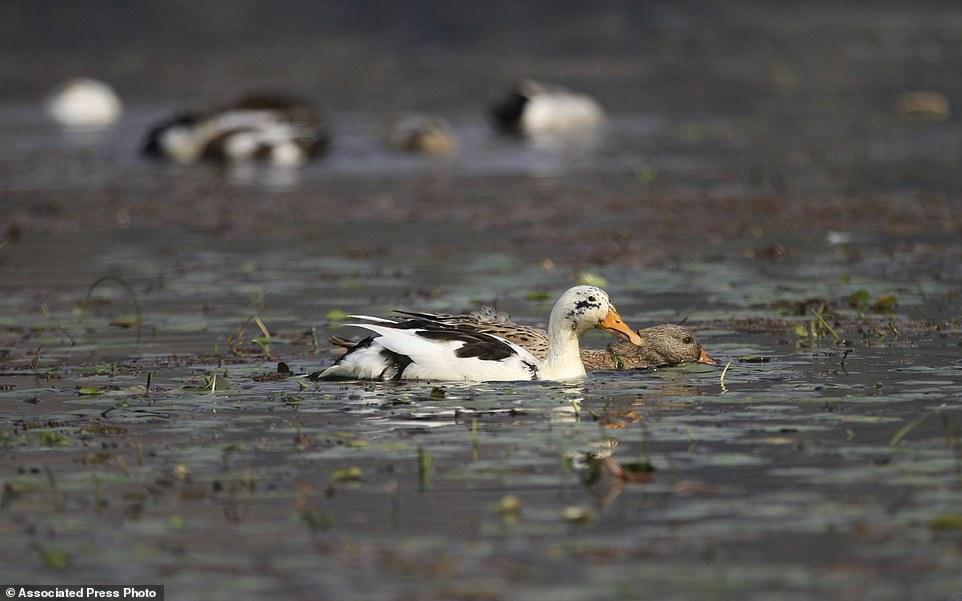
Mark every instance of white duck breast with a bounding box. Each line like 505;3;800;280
491;80;605;137
45;78;122;128
317;286;642;383
521;92;604;136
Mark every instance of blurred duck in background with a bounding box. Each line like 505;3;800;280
491;80;605;137
389;113;459;155
143;94;330;166
45;78;123;128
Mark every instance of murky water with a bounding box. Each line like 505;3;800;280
2;2;962;600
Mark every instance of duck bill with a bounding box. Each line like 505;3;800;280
697;349;719;366
598;310;642;345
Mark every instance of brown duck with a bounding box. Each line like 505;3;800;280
331;307;716;370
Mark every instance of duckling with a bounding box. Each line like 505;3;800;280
390;113;458;155
143;94;329;166
45;78;122;128
580;324;717;370
491;80;604;137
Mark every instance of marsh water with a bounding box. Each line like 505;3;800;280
2;2;962;600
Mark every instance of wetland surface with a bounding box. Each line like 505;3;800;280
2;2;962;599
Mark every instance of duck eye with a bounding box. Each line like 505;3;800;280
683;337;693;344
587;296;597;302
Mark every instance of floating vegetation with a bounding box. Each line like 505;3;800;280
889;413;930;448
325;309;349;321
82;275;144;341
719;360;733;392
330;466;363;482
168;515;187;530
77;387;105;396
871;293;898;314
847;289;899;314
204;372;230;392
418;446;433;492
31;430;72;447
494;495;522;517
794;306;845;347
561;506;595;525
300;507;332;532
525;290;551;302
576;272;607;287
34;544;71;569
929;514;962;530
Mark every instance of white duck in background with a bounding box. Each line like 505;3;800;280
317;286;641;382
45;78;122;128
491;80;605;137
143;94;330;166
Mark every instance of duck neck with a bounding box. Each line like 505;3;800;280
540;312;586;380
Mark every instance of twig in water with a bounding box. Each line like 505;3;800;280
890;412;930;448
471;418;479;461
85;275;144;341
719;360;733;393
56;319;75;346
417;446;432;492
940;408;955;449
45;467;62;512
254;316;271;339
811;307;841;343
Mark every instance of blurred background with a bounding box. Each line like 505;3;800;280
2;1;961;266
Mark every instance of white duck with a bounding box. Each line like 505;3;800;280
316;286;641;382
45;78;122;128
491;80;605;137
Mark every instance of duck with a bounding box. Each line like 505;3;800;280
45;78;122;128
334;307;717;370
491;80;605;137
317;286;641;382
581;324;717;369
142;94;330;166
390;113;458;155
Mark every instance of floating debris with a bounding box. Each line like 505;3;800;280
494;495;522;516
895;91;950;121
561;506;595;524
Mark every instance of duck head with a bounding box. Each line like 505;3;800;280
550;286;641;344
608;324;717;369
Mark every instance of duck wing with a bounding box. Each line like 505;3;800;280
318;318;540;382
394;308;550;360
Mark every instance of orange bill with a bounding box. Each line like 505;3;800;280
697;349;719;366
598;309;642;345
